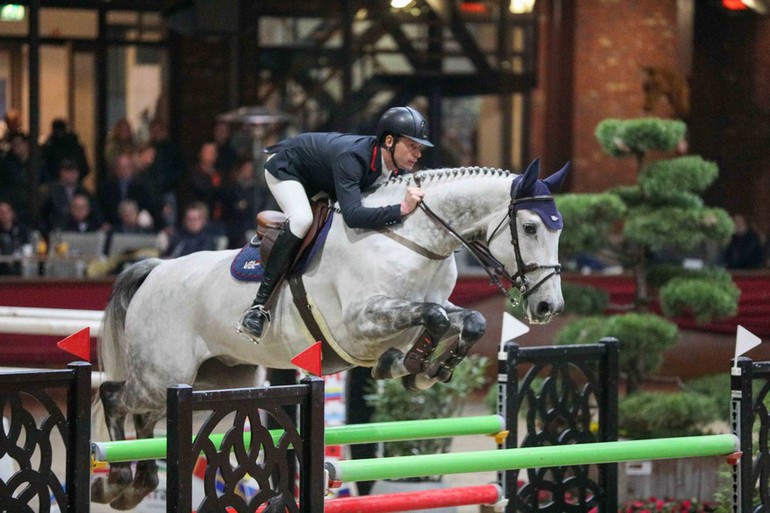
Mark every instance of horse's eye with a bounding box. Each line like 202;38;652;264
523;223;537;235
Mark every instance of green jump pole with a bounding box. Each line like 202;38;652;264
91;415;504;463
326;434;739;485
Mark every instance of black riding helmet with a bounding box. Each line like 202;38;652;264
376;106;434;148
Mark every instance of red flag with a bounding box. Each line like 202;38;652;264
290;342;322;376
56;327;91;362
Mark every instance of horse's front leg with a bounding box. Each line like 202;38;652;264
423;302;487;382
353;295;451;380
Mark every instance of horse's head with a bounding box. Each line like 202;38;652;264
487;158;568;323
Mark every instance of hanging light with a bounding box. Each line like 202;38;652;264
390;0;413;9
509;0;536;14
722;0;749;9
0;4;25;21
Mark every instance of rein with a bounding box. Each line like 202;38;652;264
412;175;561;302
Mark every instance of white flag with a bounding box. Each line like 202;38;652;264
734;325;762;361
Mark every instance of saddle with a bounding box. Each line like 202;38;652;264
255;200;333;269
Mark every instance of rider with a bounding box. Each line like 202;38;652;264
237;106;434;341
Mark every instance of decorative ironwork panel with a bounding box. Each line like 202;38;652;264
166;377;325;513
504;339;618;513
0;362;91;513
742;359;770;513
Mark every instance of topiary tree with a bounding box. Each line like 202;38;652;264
552;117;739;393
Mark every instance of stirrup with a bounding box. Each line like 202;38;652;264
248;304;271;322
235;305;271;344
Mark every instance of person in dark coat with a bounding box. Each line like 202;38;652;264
61;192;103;233
37;158;91;236
219;158;258;248
723;213;765;270
98;152;157;229
237;106;433;341
40;118;90;183
0;132;35;221
164;201;215;258
0;200;30;275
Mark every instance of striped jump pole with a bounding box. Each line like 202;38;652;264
325;434;739;486
323;484;503;513
91;414;505;463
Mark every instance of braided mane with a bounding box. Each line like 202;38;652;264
370;166;513;192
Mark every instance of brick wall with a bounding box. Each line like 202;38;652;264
532;0;682;193
531;0;770;234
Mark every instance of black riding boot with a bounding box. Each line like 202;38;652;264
237;227;303;341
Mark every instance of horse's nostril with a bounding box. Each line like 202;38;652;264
536;302;552;316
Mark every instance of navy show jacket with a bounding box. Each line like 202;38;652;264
264;132;402;229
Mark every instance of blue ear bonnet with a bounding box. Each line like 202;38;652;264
510;178;563;230
510;159;569;230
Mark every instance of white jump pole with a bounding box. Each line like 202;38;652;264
0;317;102;336
0;307;104;321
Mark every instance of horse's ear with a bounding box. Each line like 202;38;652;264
513;158;540;199
543;161;570;193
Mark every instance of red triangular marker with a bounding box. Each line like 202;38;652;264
291;342;322;376
56;328;91;362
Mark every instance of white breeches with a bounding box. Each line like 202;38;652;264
265;170;313;238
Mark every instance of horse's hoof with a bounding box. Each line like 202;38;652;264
90;468;133;504
111;491;149;511
372;347;405;379
401;374;437;391
437;366;453;382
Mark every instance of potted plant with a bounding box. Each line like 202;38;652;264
363;355;490;505
552;117;738;393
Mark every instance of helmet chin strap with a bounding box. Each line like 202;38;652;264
385;135;402;175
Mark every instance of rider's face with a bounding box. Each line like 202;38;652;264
391;137;424;171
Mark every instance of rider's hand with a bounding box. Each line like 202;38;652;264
401;186;425;215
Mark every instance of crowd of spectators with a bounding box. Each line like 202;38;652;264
4;109;768;278
0;111;278;276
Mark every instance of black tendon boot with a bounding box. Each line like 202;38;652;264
237;226;303;342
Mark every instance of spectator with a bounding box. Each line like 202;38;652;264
163;201;215;258
723;213;764;270
220;158;258;248
98;152;157;230
0;200;30;275
148;119;186;224
104;118;136;169
38;158;91;236
183;142;223;220
61;192;102;233
112;199;154;234
40;118;90;183
0;108;23;155
213;120;238;176
0;132;34;221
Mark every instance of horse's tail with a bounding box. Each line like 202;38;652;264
98;258;163;381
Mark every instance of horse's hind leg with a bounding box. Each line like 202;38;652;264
109;411;164;510
354;296;450;379
91;381;134;505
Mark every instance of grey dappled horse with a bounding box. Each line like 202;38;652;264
92;159;567;509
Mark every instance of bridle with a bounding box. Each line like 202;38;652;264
413;174;561;304
486;195;563;302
